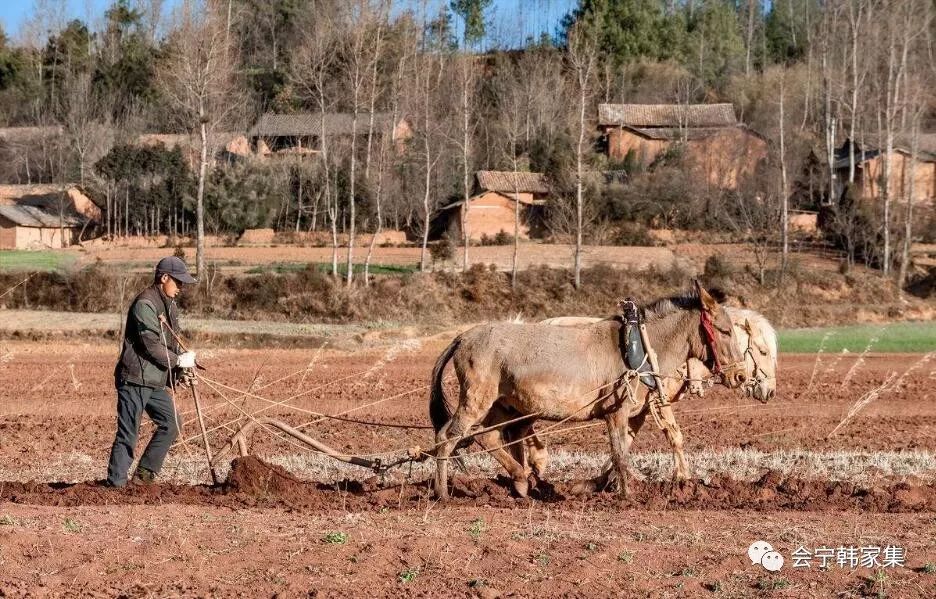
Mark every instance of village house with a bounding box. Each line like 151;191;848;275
0;184;101;249
435;170;550;241
247;113;412;157
832;137;936;209
597;103;767;189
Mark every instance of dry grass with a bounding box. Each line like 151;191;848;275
830;352;936;436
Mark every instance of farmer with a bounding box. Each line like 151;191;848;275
106;256;197;487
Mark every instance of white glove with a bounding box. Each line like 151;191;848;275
177;351;196;369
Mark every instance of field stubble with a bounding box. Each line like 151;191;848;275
1;338;935;596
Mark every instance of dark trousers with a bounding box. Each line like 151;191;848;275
106;383;179;486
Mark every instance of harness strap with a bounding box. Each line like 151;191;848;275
699;309;722;374
617;298;669;431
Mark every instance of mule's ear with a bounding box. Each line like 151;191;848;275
694;280;719;312
743;318;754;334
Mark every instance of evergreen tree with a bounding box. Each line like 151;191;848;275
684;0;745;84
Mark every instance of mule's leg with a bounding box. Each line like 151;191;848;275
504;423;529;477
525;428;549;479
602;404;648;489
474;428;533;498
604;409;633;497
658;402;690;481
576;405;647;494
435;401;489;500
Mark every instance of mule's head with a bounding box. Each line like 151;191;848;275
694;281;746;389
737;317;777;403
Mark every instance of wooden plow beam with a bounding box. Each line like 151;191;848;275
210;417;425;481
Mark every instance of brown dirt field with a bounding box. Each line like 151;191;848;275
1;339;935;596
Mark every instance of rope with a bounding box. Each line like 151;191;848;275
197;375;322;457
446;420;607;461
172;374;431;449
176;367;383;422
290;385;430;431
176;357;332;418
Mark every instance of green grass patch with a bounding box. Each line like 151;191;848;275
245;262;418;276
779;321;936;354
321;531;348;545
0;250;76;273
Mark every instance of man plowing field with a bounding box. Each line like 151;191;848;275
106;256;197;487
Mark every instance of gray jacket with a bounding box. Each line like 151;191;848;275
114;284;182;388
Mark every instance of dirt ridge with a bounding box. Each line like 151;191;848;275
1;456;933;513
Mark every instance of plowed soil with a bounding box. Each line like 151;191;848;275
1;339;935;597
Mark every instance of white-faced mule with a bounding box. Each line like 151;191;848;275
428;282;747;499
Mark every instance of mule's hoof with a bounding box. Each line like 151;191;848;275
527;473;540;491
512;478;529;498
617;483;630;499
571;479;596;495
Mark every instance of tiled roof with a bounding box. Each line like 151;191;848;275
0;203;83;228
249;113;394;137
475;170;550;194
598;103;737;128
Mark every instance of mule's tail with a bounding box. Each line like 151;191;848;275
429;336;472;472
429;336;460;434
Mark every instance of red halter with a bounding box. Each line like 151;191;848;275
699;309;723;374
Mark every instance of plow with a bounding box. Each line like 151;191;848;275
159;315;435;485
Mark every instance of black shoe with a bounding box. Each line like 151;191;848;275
130;467;156;486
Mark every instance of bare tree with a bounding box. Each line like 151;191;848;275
742;0;757;77
817;2;841;207
292;12;340;277
495;58;526;288
566;21;597;289
62;71;114;187
896;0;931;289
133;0;165;43
342;1;385;285
845;0;868;185
365;16;410;286
415;11;447;273
454;54;478;272
778;72;790;278
159;0;240;279
876;1;908;276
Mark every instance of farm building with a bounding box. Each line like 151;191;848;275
597;103;767;189
248;113;412;157
832;138;936;208
434;170;550;241
0;185;101;249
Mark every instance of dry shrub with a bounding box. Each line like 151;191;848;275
0;257;917;328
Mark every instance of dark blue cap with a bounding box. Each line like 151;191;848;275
155;256;196;284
